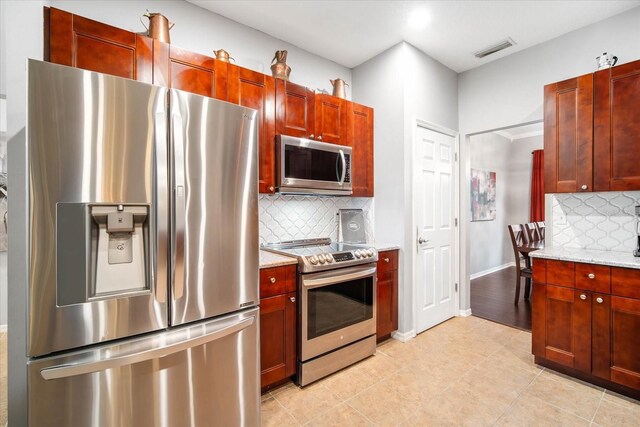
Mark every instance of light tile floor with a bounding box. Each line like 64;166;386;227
1;317;638;426
261;316;640;426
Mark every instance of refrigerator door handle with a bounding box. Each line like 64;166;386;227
154;90;170;304
39;316;255;380
171;99;186;300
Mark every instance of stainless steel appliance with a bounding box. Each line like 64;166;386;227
634;205;640;257
276;135;352;195
8;60;260;426
262;238;377;386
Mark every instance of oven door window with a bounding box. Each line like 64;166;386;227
307;276;373;339
284;145;345;183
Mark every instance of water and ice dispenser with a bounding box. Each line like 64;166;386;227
57;203;150;306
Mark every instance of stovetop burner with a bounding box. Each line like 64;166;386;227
262;238;378;273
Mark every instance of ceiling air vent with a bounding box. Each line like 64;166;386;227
474;38;516;59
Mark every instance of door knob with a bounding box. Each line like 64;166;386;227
418;237;428;244
580;294;587;300
268;186;275;192
317;135;322;140
384;258;390;263
581;184;588;190
309;134;314;139
596;297;604;304
269;277;276;284
588;273;595;279
289;296;296;303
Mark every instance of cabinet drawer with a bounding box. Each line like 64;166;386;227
533;258;546;283
377;250;398;273
260;266;296;298
611;267;640;299
575;263;611;293
546;260;575;288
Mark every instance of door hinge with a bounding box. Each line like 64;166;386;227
455;283;458;292
455;218;458;227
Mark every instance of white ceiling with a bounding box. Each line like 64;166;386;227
494;122;543;142
189;0;640;72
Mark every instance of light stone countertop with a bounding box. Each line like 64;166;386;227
529;246;640;270
259;250;297;269
368;242;401;252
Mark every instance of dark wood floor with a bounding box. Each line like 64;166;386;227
470;266;532;331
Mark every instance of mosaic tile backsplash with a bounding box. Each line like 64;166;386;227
258;195;374;245
551;191;640;252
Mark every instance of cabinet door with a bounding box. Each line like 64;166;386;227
275;80;315;138
348;102;374;197
228;65;276;194
610;296;640;388
259;292;296;388
533;285;591;371
47;7;152;83
153;44;228;99
594;60;640;191
543;74;593;193
376;270;398;341
315;94;347;145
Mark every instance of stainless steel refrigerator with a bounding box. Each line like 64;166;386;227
8;60;260;426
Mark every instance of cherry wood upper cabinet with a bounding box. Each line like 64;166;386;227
228;65;276;194
348;102;374;197
153;43;228;100
275;80;315;138
594;60;640;191
46;7;152;83
314;94;347;145
543;74;593;193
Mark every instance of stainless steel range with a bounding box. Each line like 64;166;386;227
263;238;377;386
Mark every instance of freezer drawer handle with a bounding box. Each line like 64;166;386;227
40;317;254;380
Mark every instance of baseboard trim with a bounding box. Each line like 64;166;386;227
458;309;472;317
391;330;415;342
470;262;515;280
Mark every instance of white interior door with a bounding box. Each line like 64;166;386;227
414;125;457;333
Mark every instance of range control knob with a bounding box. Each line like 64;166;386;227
318;255;327;264
309;255;319;265
326;254;334;263
354;250;362;258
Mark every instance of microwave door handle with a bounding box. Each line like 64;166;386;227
171;93;186;300
338;150;346;185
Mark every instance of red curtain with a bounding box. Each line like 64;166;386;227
530;150;545;222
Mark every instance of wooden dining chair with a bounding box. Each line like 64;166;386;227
524;222;541;242
535;221;545;240
508;224;532;304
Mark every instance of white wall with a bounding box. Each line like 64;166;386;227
352;42;459;335
458;6;640;310
50;0;352;98
469;133;543;277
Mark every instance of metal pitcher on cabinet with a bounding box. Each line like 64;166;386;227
330;79;349;99
596;52;618;70
141;11;174;44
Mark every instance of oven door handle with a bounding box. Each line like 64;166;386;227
301;266;377;289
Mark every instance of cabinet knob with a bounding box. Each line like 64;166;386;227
309;134;314;139
317;135;322;140
384;258;390;263
268;186;275;192
588;273;595;279
581;184;588;190
596;297;604;304
289;296;296;303
269;277;276;284
580;294;587;300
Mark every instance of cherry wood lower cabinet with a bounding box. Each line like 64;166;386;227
376;250;398;342
259;265;297;390
532;258;640;398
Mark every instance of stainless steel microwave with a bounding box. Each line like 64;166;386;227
276;135;352;196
